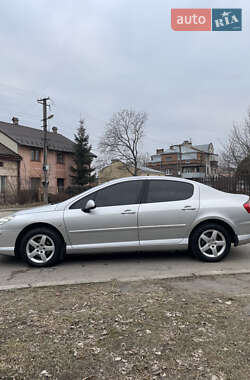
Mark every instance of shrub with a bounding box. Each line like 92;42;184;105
64;185;85;196
17;190;39;205
48;192;71;204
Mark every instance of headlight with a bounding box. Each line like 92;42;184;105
0;216;15;225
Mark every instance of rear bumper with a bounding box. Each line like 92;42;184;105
0;247;15;256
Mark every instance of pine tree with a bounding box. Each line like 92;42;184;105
71;119;96;187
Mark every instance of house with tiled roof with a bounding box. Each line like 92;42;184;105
0;142;22;199
0;117;75;199
147;140;218;179
98;159;164;184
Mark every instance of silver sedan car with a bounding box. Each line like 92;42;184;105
0;176;249;267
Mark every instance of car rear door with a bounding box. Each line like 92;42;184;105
138;179;199;249
64;180;144;251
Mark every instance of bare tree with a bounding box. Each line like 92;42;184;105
137;151;151;169
221;108;250;168
99;109;147;175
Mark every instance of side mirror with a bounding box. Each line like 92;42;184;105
83;199;96;213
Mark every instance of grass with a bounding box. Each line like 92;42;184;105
0;278;249;379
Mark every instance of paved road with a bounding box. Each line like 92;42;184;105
0;244;249;290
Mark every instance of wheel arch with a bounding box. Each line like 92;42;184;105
14;222;66;258
188;219;238;248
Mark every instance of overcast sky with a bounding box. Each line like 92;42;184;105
0;0;249;156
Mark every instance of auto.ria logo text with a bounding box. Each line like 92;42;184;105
171;8;242;31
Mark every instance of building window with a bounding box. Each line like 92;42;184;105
30;178;41;190
57;178;64;192
0;176;7;193
0;162;3;167
182;153;197;160
31;150;40;161
57;152;64;164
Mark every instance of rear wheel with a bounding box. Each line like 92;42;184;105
190;223;231;262
19;227;64;267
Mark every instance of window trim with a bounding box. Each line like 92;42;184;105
57;178;65;193
56;152;64;164
30;177;41;190
0;175;7;193
31;149;41;162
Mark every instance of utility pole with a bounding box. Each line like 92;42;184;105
172;144;182;177
178;144;182;177
37;97;52;203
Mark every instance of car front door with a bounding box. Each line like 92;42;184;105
64;180;144;252
138;179;199;249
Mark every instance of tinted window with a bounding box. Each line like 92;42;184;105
95;181;143;207
70;192;97;210
146;180;193;203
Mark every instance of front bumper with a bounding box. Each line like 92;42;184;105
238;234;250;246
0;228;19;257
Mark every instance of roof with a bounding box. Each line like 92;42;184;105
193;144;210;153
101;160;162;174
161;143;212;155
138;165;162;173
0;121;75;153
0;142;21;160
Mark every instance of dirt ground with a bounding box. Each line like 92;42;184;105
0;274;249;380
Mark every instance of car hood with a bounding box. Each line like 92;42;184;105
14;204;57;215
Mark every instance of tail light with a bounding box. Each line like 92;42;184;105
244;198;250;213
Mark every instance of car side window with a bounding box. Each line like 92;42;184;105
146;180;194;203
95;181;143;207
69;192;97;210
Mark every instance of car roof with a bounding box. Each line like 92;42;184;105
102;175;197;186
58;176;198;208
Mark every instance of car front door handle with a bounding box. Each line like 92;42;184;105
181;206;196;211
121;210;136;215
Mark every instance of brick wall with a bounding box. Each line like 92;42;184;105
18;146;74;194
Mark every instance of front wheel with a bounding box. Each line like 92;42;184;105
190;224;231;262
19;227;64;267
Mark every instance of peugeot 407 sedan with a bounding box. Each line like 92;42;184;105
0;176;250;267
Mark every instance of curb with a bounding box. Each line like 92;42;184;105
0;268;250;291
0;204;46;212
0;208;24;212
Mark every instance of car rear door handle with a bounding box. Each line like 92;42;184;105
121;209;136;215
181;206;196;211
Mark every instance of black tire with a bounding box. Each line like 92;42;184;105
19;227;64;267
190;223;231;262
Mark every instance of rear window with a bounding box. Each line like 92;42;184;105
146;180;194;203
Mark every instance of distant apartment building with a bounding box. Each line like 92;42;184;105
0;117;75;198
147;140;218;179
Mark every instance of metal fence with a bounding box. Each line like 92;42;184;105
193;176;250;195
0;189;40;205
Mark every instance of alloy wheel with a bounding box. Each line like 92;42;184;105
26;234;55;264
198;229;226;258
